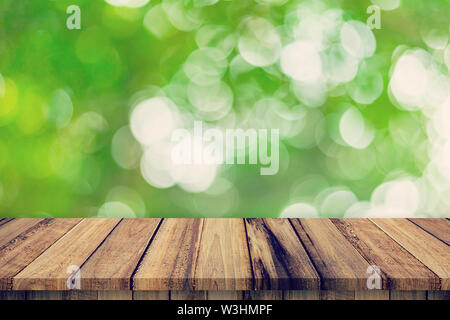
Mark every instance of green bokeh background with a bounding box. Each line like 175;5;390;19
0;0;449;218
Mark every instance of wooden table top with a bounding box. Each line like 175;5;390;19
0;218;448;291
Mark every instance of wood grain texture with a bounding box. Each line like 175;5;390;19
171;291;208;300
354;290;389;300
290;219;371;290
371;219;450;290
0;219;44;249
12;218;121;290
243;290;283;300
427;291;450;300
245;219;319;290
319;291;355;300
283;290;319;300
194;219;252;290
0;290;447;300
389;290;427;300
80;218;161;290
0;290;27;300
409;218;450;245
133;219;203;290
207;291;243;300
134;219;252;290
97;291;132;300
0;218;81;290
0;218;448;294
133;291;170;300
0;218;13;228
331;219;440;290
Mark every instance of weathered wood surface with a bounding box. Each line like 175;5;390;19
80;219;161;290
371;219;450;290
409;218;450;245
290;219;371;290
132;219;204;290
331;219;440;290
0;218;448;294
0;290;447;300
0;218;81;290
245;219;319;290
133;219;252;290
12;218;121;290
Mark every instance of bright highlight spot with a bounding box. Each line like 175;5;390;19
130;97;177;146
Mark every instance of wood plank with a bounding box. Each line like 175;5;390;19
13;218;121;290
409;218;450;245
0;218;13;228
427;291;450;300
194;219;252;290
283;290;319;300
133;219;203;290
319;291;355;300
0;219;44;249
243;290;283;300
80;218;161;290
134;219;251;291
245;219;320;290
63;291;99;300
290;219;371;290
98;291;132;300
133;291;170;300
371;219;450;290
331;219;440;290
0;218;82;290
171;291;207;300
26;290;99;300
207;291;243;300
389;290;426;300
26;291;65;300
0;291;27;300
355;290;389;300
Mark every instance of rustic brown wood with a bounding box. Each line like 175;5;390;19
12;218;121;290
245;218;320;290
0;218;13;228
133;291;170;300
26;291;65;300
331;218;440;290
427;291;450;300
133;219;204;290
80;218;161;290
0;290;448;300
243;290;283;300
0;218;45;249
371;219;450;290
0;218;448;298
97;291;132;300
319;291;355;300
171;291;208;300
194;219;252;290
207;291;243;300
0;290;27;300
355;290;389;300
389;290;427;300
291;219;372;290
283;290;319;300
409;218;450;245
0;218;81;290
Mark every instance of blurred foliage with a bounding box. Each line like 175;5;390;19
0;0;449;217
